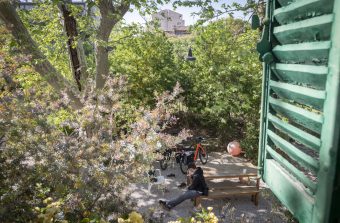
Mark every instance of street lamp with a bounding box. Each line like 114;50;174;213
186;47;196;61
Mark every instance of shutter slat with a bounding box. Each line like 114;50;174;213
276;0;293;7
274;14;333;44
266;145;317;193
268;114;321;151
274;0;334;25
268;130;319;172
270;80;325;110
271;63;328;90
269;97;323;134
273;41;330;65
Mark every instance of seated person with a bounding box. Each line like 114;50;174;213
159;163;208;210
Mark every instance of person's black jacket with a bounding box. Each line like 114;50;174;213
188;167;209;195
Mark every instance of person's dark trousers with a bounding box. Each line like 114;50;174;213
167;190;201;208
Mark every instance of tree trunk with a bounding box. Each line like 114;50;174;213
0;1;83;109
95;0;130;89
95;41;111;89
58;2;88;91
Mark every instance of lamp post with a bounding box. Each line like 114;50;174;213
186;47;196;61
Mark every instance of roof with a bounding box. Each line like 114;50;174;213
156;9;182;16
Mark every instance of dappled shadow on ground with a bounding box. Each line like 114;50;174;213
126;152;294;223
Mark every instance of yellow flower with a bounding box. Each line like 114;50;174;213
128;211;144;223
83;210;90;217
117;218;126;223
43;197;53;204
207;207;213;212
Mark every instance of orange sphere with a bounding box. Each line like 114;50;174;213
227;141;241;156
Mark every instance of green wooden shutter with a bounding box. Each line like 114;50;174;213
256;0;340;222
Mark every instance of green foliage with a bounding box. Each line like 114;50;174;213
47;109;76;135
109;24;179;105
19;3;71;79
173;0;261;25
174;19;262;159
18;1;98;82
107;18;262;159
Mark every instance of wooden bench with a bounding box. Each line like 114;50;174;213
194;174;260;207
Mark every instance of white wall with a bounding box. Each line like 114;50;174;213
152;10;185;32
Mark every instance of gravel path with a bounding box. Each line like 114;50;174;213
127;152;295;223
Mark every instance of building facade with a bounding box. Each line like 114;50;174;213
152;9;189;35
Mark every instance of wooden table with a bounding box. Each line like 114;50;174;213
193;162;260;206
202;161;258;177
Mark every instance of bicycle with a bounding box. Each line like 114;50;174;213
177;136;209;174
159;148;173;170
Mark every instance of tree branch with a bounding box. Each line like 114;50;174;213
0;1;83;109
95;0;130;89
1;68;18;91
0;135;5;148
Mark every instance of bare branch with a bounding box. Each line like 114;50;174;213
0;135;5;148
1;69;18;91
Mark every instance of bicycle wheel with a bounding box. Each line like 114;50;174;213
179;156;188;174
159;150;171;170
199;148;208;164
160;158;169;170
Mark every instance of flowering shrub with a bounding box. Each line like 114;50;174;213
118;211;144;223
0;78;189;221
34;198;66;223
174;207;219;223
0;28;190;221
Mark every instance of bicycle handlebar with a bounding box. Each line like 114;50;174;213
193;136;205;142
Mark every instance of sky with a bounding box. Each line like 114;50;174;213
123;0;248;25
